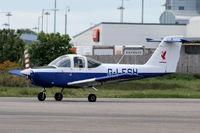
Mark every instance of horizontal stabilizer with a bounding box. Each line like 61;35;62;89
146;38;161;42
8;70;26;77
146;37;191;43
180;38;192;43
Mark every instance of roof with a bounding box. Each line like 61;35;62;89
162;10;200;20
73;22;186;38
170;10;200;17
20;34;38;45
20;34;37;41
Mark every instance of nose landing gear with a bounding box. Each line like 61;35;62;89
37;88;46;101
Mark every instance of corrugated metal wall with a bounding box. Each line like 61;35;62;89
88;46;200;74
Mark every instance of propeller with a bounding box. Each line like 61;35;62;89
20;68;33;76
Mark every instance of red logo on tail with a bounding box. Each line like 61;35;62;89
161;51;167;60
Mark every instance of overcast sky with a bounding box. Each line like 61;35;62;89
0;0;165;36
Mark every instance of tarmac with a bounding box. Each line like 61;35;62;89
0;98;199;133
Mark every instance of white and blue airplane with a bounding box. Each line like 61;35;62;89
9;36;188;102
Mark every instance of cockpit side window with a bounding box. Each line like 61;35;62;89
48;56;65;66
48;56;71;67
74;57;85;68
87;57;101;68
57;57;71;67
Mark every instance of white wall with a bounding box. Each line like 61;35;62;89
186;17;200;38
73;23;186;55
76;46;93;55
101;23;186;48
73;24;102;46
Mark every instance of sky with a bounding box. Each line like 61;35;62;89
0;0;165;36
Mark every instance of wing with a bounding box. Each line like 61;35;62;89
67;73;143;88
8;70;26;77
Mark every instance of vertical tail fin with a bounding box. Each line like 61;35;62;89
145;36;183;73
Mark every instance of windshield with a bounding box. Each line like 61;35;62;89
48;56;71;67
87;57;101;68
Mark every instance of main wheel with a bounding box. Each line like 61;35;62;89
54;93;63;101
88;94;96;102
37;92;46;101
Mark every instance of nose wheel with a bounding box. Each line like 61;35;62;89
37;92;46;101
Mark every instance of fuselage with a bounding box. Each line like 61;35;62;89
29;62;168;88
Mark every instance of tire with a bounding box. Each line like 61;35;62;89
38;92;46;101
88;94;96;102
54;93;63;101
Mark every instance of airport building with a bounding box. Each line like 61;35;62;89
72;0;200;73
73;0;200;56
73;19;200;56
73;22;186;55
160;0;200;24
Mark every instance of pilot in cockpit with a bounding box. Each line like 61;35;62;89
74;57;84;68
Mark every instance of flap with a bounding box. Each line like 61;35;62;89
67;73;142;88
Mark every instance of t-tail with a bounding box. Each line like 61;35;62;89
145;36;188;73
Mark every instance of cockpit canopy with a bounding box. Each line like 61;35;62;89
48;55;101;68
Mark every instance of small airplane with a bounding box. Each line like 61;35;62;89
9;35;188;102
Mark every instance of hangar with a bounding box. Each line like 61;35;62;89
73;22;186;55
72;17;200;73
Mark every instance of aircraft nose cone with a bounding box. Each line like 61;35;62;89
20;69;32;76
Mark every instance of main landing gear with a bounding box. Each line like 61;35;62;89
37;88;64;102
88;94;96;102
54;88;64;101
86;87;98;102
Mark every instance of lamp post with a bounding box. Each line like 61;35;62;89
41;9;44;32
6;12;12;29
117;0;129;23
0;12;12;29
65;7;70;34
45;12;50;33
2;23;9;29
38;16;42;33
141;0;144;23
117;0;125;23
32;27;38;33
41;8;58;33
54;0;57;33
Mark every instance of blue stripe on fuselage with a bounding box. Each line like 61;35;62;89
29;72;171;88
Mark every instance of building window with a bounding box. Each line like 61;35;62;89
179;6;184;10
166;6;171;10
